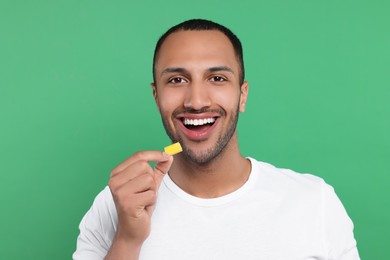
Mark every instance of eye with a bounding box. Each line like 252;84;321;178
210;76;226;82
168;77;187;84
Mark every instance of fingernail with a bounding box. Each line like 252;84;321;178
162;152;170;161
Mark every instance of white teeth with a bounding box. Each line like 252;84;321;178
183;117;216;126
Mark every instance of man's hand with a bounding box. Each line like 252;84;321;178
105;151;173;260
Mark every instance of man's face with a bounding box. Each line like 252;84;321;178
153;30;248;164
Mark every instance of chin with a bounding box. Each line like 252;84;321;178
181;141;226;165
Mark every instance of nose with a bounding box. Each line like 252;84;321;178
183;80;211;110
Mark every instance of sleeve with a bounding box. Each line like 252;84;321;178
321;181;360;260
73;186;118;260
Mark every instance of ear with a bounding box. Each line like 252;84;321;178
151;82;158;102
150;82;160;111
239;81;249;112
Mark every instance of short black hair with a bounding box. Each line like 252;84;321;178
152;19;245;85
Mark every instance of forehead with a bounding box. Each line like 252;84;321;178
155;30;238;72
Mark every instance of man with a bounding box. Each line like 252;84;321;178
74;19;360;260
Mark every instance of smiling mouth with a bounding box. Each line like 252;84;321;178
182;117;216;130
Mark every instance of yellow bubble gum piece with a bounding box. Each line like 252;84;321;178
164;142;183;156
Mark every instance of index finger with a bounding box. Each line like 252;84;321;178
111;150;170;176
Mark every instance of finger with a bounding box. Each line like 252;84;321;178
154;153;174;188
109;161;153;191
111;150;170;176
134;190;157;209
117;173;156;195
117;157;172;194
114;190;157;217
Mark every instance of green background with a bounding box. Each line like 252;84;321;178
1;0;388;259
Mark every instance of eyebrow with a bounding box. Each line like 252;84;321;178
161;67;188;76
207;66;234;75
160;66;235;77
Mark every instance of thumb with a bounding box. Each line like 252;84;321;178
154;152;174;187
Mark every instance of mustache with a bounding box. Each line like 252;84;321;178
172;107;226;117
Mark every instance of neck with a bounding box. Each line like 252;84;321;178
168;134;251;198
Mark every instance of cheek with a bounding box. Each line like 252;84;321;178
156;89;184;114
209;88;241;110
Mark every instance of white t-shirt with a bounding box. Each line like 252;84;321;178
73;158;360;260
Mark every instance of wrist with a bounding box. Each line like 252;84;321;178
105;234;143;260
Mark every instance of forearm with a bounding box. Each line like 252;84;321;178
104;238;142;260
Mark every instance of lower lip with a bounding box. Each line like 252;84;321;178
176;118;218;141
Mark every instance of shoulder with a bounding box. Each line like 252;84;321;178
74;186;117;259
248;158;359;257
93;186;115;206
88;186;117;224
249;157;327;192
78;186;117;243
247;157;344;206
